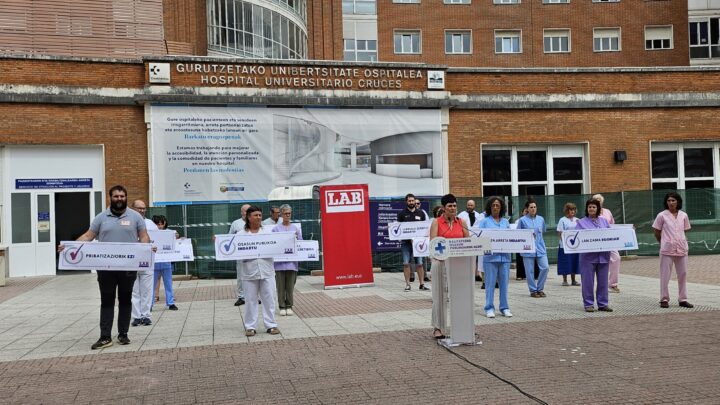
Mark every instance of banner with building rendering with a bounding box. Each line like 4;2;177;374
149;106;442;204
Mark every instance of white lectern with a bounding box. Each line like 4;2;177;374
429;236;490;347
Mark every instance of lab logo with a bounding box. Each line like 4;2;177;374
139;261;150;268
429;237;449;261
389;223;402;237
219;236;237;255
565;232;581;249
414;238;429;255
325;189;365;213
427;70;445;90
148;63;171;84
284;248;294;254
64;244;85;264
523;244;532;250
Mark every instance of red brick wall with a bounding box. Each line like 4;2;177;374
163;0;208;56
447;71;720;94
308;0;344;60
0;58;144;88
449;108;720;196
377;0;688;67
0;104;149;202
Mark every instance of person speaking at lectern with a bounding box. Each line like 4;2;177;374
428;194;469;339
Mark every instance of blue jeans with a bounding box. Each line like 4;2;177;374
152;262;174;306
483;262;510;312
523;256;549;293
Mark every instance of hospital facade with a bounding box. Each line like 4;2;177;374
1;0;719;277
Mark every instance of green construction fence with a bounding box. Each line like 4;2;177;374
147;188;720;278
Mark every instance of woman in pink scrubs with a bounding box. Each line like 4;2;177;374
652;192;694;309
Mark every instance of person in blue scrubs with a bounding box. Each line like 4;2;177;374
517;198;549;298
479;197;512;318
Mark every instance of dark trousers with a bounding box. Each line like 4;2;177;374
97;270;137;338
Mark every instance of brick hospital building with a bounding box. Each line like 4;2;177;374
1;0;719;276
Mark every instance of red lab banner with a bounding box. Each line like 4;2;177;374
320;184;374;288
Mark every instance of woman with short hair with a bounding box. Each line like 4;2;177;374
272;204;302;316
428;194;469;339
239;206;280;336
479;197;512;318
556;203;580;287
576;198;613;312
517;198;549;298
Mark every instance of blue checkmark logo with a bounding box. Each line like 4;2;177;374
567;231;581;249
220;236;236;255
390;224;401;236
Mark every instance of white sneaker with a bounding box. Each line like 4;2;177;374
486;310;495;318
501;309;513;317
286;308;294;316
280;309;287;316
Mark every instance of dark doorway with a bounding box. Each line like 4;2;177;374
55;192;91;273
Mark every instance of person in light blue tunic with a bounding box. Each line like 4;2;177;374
479;197;512;318
517;198;549;298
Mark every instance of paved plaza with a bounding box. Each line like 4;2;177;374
1;255;719;404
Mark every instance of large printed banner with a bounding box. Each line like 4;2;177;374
387;221;432;240
214;232;296;261
59;241;154;271
275;240;320;262
370;201;428;252
474;229;536;254
155;238;195;263
562;227;638;253
321;184;374;288
429;237;492;261
149;106;442;204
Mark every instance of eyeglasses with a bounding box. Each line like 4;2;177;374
134;207;147;211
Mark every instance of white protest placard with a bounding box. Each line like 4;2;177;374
59;241;154;271
429;237;492;261
412;237;430;258
274;240;319;262
148;230;176;253
214;232;296;261
155;238;195;263
471;229;535;254
562;227;638;253
387;221;432;240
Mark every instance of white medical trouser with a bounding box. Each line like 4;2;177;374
242;277;278;330
131;270;154;320
236;262;245;299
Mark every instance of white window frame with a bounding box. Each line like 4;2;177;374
394;30;421;54
481;144;588;197
650;142;720;190
343;38;377;62
689;17;720;60
494;30;522;54
494;0;520;3
445;30;472;54
592;0;619;2
645;25;673;50
543;0;569;3
543;29;571;53
593;27;621;52
342;0;377;15
445;0;470;3
393;0;420;3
